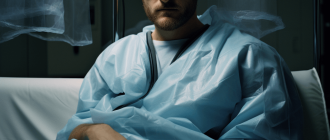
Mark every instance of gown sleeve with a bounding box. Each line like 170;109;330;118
56;36;213;140
55;64;116;140
57;34;303;140
219;42;303;139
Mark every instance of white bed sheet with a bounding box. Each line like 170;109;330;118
0;78;82;140
0;68;329;140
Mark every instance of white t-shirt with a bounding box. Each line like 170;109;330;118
153;38;188;76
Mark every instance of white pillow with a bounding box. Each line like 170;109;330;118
292;68;330;140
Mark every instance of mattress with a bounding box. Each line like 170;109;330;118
0;78;82;140
0;68;329;140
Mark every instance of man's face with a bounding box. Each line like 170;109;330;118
142;0;198;31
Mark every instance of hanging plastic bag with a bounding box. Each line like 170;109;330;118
205;0;284;38
0;0;92;46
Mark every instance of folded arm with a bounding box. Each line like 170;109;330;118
69;123;126;140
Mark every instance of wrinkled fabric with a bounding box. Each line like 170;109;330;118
57;6;303;140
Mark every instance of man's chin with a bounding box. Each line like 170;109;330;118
154;18;181;31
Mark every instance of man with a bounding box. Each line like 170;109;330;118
57;0;303;139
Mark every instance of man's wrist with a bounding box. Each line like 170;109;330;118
69;124;94;140
69;123;126;140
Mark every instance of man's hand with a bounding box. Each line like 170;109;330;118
69;123;126;140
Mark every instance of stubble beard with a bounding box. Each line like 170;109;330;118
143;1;197;31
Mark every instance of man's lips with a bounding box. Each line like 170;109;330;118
157;8;178;11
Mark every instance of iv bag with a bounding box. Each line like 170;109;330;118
0;0;92;46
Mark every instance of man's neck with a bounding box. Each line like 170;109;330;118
152;13;204;41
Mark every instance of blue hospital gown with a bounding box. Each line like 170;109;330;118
57;6;303;140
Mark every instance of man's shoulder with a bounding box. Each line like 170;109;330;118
209;22;276;56
102;33;147;54
95;32;148;65
221;24;282;64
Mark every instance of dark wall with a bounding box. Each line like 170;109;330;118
0;0;315;77
0;35;47;77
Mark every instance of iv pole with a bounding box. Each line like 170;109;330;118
313;0;320;73
112;0;118;43
112;0;125;43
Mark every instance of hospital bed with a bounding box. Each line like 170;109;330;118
0;68;329;140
